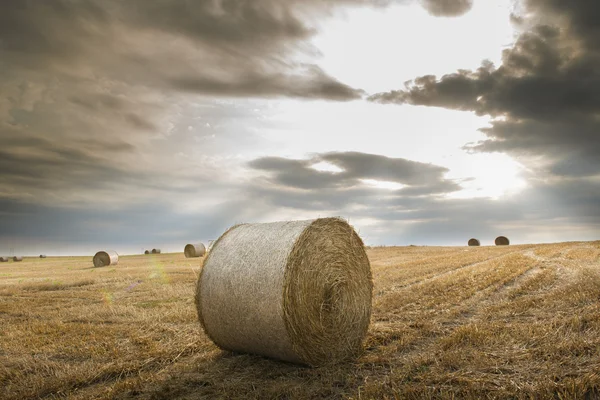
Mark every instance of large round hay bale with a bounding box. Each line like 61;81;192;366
206;240;215;253
151;248;161;254
0;256;9;262
184;243;206;258
468;238;480;246
495;236;510;246
13;256;23;262
93;251;118;267
144;250;150;255
195;217;373;366
39;254;47;258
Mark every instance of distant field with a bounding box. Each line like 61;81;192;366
1;242;599;399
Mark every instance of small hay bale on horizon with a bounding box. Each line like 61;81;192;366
151;248;161;254
0;256;8;262
144;250;150;255
39;255;47;258
495;236;510;246
13;256;23;262
93;251;118;267
196;217;373;367
184;243;206;258
468;238;481;246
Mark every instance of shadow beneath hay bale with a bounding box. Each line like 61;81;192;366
139;351;364;400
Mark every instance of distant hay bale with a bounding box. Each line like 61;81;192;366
0;256;8;262
13;256;23;262
93;251;118;267
196;217;373;366
144;250;150;255
495;236;510;246
151;248;161;254
184;243;206;258
39;255;47;258
468;238;480;246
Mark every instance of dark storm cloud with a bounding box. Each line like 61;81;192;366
249;151;460;193
369;0;600;178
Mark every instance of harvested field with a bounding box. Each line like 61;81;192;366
1;242;599;399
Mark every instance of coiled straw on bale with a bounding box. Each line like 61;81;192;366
0;256;8;262
495;236;510;246
93;251;118;267
151;248;161;254
144;250;150;255
13;256;23;262
195;217;373;366
184;243;206;258
468;238;480;246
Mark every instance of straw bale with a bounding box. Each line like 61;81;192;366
0;256;8;262
13;256;23;262
151;249;161;254
39;255;47;258
195;217;373;366
468;238;480;246
185;243;206;258
144;250;150;255
495;236;510;246
93;251;118;267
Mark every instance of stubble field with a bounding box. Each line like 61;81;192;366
1;241;599;399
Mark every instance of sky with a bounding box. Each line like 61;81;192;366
1;0;599;255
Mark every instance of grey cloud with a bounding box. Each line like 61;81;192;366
419;0;473;17
369;0;600;178
249;151;461;194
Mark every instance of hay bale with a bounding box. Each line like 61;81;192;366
495;236;510;246
195;217;373;366
185;243;206;258
144;250;150;254
93;251;118;267
0;256;8;262
39;254;47;258
13;256;23;262
468;238;480;246
151;248;161;254
207;240;215;253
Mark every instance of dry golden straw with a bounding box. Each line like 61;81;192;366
93;251;118;267
184;243;206;258
195;217;373;367
468;238;480;246
151;249;161;254
495;236;510;246
13;256;23;262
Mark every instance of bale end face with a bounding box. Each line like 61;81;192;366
495;236;510;246
468;238;480;246
144;250;150;255
151;249;161;254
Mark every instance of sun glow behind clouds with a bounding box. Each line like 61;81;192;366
310;161;344;173
360;179;405;191
447;153;528;200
